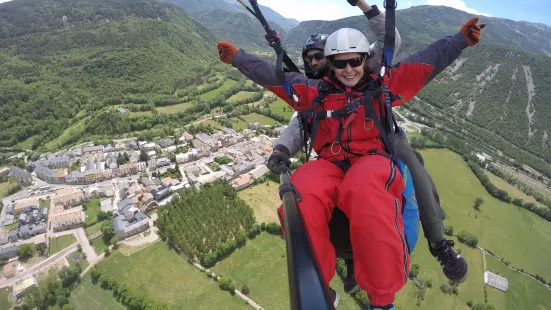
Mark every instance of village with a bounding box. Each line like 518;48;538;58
0;122;292;304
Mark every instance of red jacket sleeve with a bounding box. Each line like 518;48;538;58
388;32;469;106
231;49;320;111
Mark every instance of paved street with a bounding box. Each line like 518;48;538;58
0;243;78;288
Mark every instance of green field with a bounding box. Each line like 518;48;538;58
92;237;109;255
43;117;88;151
199;79;238;101
85;222;103;236
263;97;294;121
84;198;101;226
213;148;551;309
238;180;281;224
94;242;248;309
0;287;10;310
484;170;545;208
244;80;260;88
49;234;77;255
240;113;280;126
420;149;551;280
227;91;258;104
129;110;153;118
15;135;36;149
69;276;125;310
0;181;18;199
484;254;551;310
228;117;248;131
156;102;193;114
39;199;50;209
202;119;225;130
212;233;360;310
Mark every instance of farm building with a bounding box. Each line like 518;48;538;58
484;271;508;292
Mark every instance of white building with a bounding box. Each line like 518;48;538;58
484;271;508;292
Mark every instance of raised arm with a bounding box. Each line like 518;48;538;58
229;48;320;110
361;3;402;73
388;17;485;105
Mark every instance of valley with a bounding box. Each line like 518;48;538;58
0;0;551;309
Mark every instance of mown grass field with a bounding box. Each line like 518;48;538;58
94;242;248;309
156;102;193;114
92;237;109;255
85;221;103;236
484;170;545;208
69;275;126;310
420;149;551;280
0;180;17;199
84;198;101;226
262;97;294;121
199;79;238;101
214;148;551;309
241;113;280;126
0;288;10;310
484;254;551;310
15;135;36;149
238;180;281;224
227;91;258;103
43;117;88;151
49;234;77;255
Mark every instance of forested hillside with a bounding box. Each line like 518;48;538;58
284;5;551;173
162;0;298;49
0;0;220;149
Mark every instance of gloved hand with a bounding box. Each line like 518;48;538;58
217;41;238;64
347;0;359;6
460;17;485;46
267;150;291;174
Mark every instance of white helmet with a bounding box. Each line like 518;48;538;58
324;28;371;57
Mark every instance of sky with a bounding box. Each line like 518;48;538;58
0;0;548;27
257;0;551;27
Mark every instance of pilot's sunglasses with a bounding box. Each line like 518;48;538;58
331;56;364;69
305;52;324;63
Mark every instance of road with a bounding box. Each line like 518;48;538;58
0;243;78;288
74;228;98;262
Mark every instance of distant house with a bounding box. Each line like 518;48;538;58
3;262;15;278
9;167;32;186
158;138;174;149
113;203;149;240
0;244;17;261
117;107;127;114
0;167;10;175
151;188;170;201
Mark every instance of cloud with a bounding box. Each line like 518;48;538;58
423;0;491;16
407;1;413;8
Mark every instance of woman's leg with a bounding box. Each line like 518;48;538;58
338;155;409;307
393;133;445;243
276;159;344;285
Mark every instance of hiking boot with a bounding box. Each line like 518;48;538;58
330;287;341;308
343;273;360;294
368;304;394;310
429;239;469;283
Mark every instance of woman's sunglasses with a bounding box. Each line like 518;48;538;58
305;52;324;63
331;56;365;69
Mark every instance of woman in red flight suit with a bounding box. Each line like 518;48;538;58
219;18;484;310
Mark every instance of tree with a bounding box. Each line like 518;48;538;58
58;266;80;288
140;150;149;162
17;244;36;260
101;221;115;244
409;263;420;279
110;237;119;249
474;197;484;211
241;283;250;295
